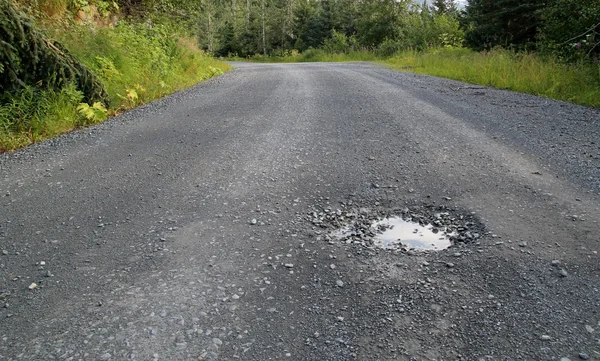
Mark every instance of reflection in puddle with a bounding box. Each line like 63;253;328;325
372;217;451;251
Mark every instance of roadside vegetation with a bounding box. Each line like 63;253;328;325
0;0;230;152
383;49;600;108
220;0;598;108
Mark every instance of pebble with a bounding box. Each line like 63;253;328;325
250;219;257;225
559;269;568;277
284;264;294;268
560;358;571;361
336;316;344;322
551;260;561;267
540;335;552;341
1;250;8;255
336;280;344;287
212;338;223;346
28;283;38;290
585;325;594;333
579;353;589;360
100;353;111;360
446;262;455;268
330;264;336;270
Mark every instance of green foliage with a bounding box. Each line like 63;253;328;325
0;0;109;103
376;39;400;57
463;0;544;51
355;0;405;47
384;48;600;108
323;30;352;54
58;22;229;109
538;0;600;62
1;15;230;151
77;101;108;124
0;83;84;149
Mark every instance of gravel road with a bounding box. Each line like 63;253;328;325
1;62;599;360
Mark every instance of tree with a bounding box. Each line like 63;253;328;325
464;0;544;51
431;0;455;15
0;0;108;104
538;0;600;61
356;0;408;47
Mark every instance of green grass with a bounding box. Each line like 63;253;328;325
231;49;379;63
1;22;231;152
382;48;600;108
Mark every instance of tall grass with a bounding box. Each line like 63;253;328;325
0;84;83;150
1;22;231;152
382;48;600;108
59;23;230;112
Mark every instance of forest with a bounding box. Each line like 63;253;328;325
130;0;599;62
1;0;599;151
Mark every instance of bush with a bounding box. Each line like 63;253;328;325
376;39;400;57
323;30;351;54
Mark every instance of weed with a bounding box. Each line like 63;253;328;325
382;48;600;108
1;21;231;152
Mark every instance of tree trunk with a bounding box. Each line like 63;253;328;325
261;0;266;55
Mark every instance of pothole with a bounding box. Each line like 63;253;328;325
371;217;451;251
309;204;484;252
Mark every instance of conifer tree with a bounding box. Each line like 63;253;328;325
0;0;108;104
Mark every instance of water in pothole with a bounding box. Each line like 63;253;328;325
372;217;451;251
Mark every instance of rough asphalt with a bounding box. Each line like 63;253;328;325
1;62;599;360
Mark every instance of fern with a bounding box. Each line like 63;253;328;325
77;101;107;123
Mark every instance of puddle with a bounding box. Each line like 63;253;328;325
371;217;451;251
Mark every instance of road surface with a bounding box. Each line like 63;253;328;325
1;62;599;360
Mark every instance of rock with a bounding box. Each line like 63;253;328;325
231;294;240;300
284;264;294;268
551;260;561;267
579;353;589;360
559;269;568;277
100;353;111;360
446;262;455;268
1;250;8;255
330;264;336;270
540;335;552;341
212;338;223;346
337;316;344;322
250;219;257;225
560;358;572;361
336;280;344;287
585;325;594;333
28;283;38;290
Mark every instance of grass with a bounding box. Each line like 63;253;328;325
384;48;600;108
231;49;379;63
1;22;231;152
